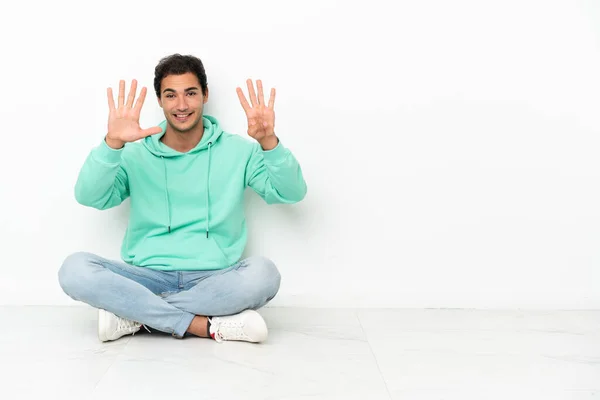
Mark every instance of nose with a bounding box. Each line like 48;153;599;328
176;96;188;111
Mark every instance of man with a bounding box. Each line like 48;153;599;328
58;54;307;344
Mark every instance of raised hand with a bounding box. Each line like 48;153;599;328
105;79;162;149
236;79;278;149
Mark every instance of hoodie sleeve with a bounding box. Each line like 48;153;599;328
245;140;307;204
74;139;130;209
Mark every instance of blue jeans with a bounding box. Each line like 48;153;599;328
58;252;281;338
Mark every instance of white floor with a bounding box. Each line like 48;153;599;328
0;307;599;399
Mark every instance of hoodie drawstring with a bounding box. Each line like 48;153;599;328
161;156;171;233
206;142;212;238
161;144;212;237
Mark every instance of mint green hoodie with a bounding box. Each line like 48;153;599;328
74;115;307;271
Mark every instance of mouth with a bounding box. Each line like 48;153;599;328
173;112;193;123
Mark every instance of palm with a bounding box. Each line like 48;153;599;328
236;79;276;142
107;80;161;143
108;114;144;143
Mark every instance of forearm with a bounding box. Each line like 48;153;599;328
255;141;307;203
74;139;129;209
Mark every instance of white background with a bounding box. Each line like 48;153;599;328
1;0;599;309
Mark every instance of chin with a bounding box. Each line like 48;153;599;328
168;118;200;133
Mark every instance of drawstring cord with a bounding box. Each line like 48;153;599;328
161;156;171;233
206;142;212;238
162;143;212;237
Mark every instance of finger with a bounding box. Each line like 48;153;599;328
247;124;259;138
140;126;163;137
257;80;264;106
236;87;251;114
118;80;125;108
107;88;116;111
126;79;137;108
268;88;276;109
246;79;258;107
134;87;148;114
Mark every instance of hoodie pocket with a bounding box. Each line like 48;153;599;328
204;236;231;267
131;232;232;269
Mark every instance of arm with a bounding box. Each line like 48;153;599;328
74;139;129;209
246;139;307;204
237;79;307;204
75;79;161;209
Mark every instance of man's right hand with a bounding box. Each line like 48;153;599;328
105;79;162;149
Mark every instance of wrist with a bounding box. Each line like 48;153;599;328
105;135;125;150
259;135;279;151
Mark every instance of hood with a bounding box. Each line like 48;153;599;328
142;115;224;157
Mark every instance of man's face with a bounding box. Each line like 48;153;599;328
158;72;207;133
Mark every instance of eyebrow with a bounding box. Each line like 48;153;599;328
162;87;200;93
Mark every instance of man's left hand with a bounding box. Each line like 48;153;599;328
237;79;278;150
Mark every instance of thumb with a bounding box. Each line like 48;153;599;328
140;126;163;138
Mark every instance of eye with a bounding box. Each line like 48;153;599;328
187;92;197;96
165;94;174;99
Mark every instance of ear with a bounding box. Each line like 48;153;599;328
203;87;209;104
157;96;163;108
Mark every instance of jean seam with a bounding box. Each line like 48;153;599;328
234;258;248;270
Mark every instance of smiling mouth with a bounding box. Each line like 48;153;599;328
174;112;193;122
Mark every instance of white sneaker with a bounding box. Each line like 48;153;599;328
209;310;268;343
98;309;142;342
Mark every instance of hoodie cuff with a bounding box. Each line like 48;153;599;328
261;139;287;165
93;137;124;165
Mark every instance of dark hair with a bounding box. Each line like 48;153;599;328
154;54;208;97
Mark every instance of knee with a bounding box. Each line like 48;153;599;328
246;256;281;298
58;252;95;297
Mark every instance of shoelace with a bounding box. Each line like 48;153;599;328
116;317;142;334
211;319;248;343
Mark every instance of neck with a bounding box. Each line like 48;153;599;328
161;122;204;153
